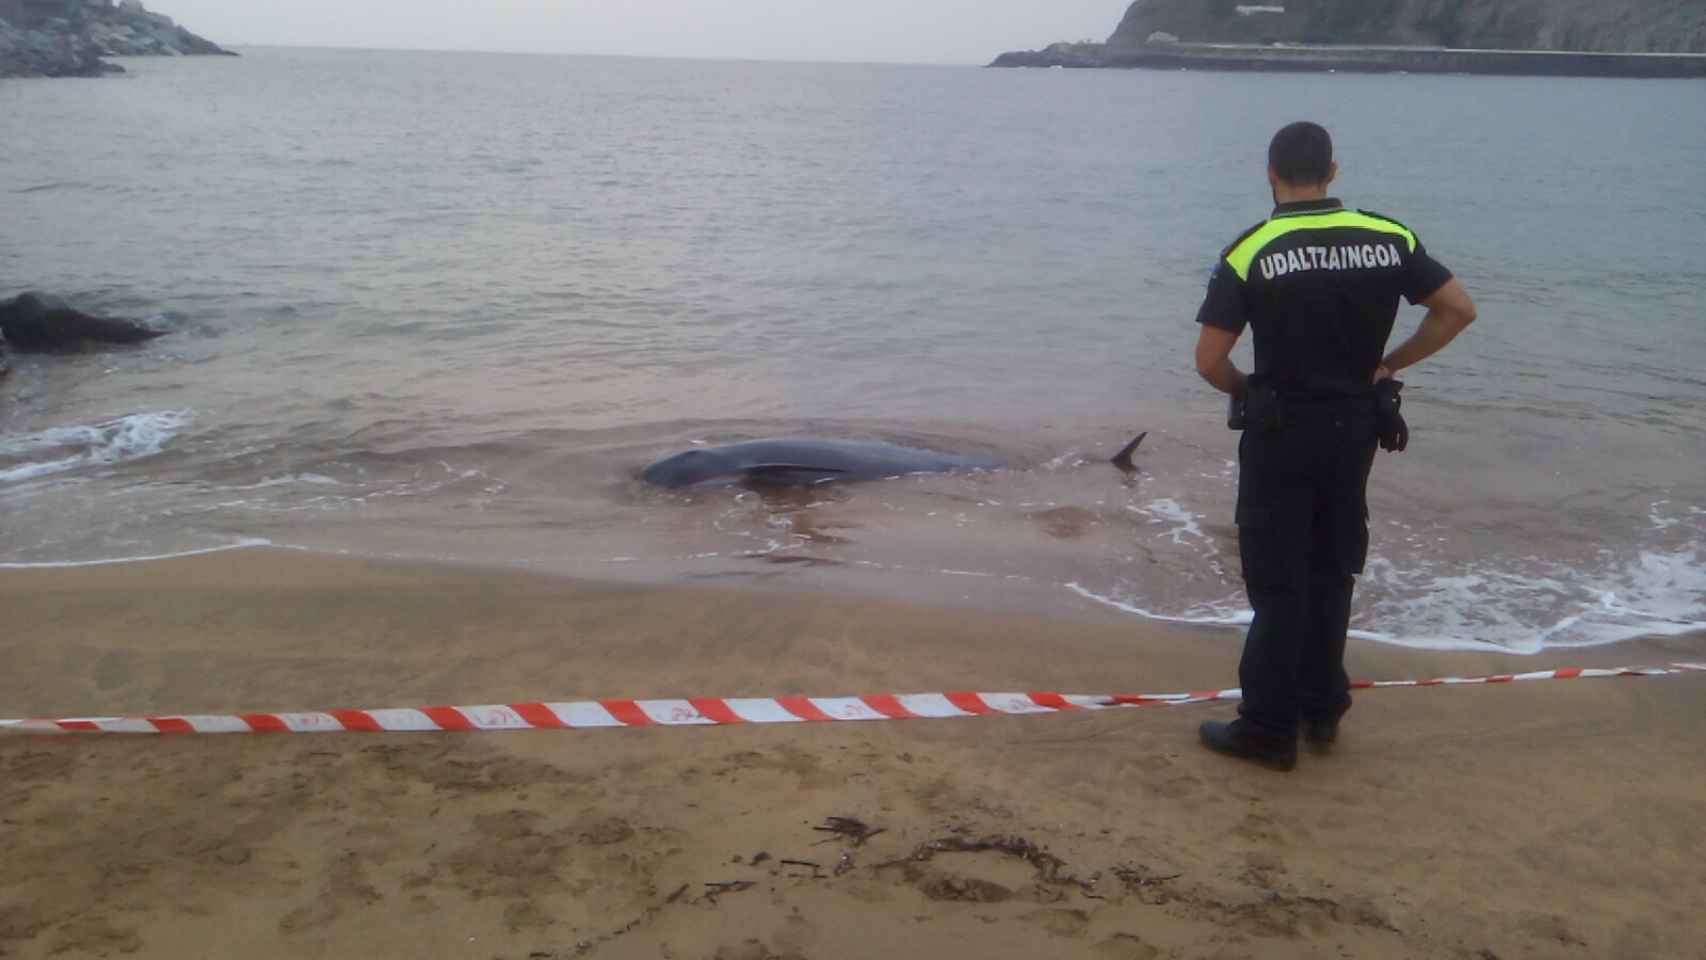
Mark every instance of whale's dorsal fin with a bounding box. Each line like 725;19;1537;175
1111;432;1147;472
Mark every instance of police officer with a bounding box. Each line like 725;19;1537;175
1193;122;1477;770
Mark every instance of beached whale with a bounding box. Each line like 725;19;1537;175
640;433;1145;488
0;292;166;351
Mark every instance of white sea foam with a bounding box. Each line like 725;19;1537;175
1066;581;1254;628
1352;544;1706;653
1131;498;1207;547
0;411;192;486
1066;543;1706;655
216;472;343;492
1042;452;1089;470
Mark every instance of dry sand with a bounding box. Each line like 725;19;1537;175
2;549;1703;959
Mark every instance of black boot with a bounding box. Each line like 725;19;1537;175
1199;719;1297;771
1303;715;1340;746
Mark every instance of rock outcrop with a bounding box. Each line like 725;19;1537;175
989;41;1111;68
1104;0;1706;54
0;0;233;79
0;293;167;351
994;0;1706;72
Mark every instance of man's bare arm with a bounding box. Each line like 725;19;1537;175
1380;279;1477;377
1195;324;1246;396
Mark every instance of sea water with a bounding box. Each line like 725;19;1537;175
3;49;1703;652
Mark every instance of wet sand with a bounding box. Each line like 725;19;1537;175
2;549;1703;959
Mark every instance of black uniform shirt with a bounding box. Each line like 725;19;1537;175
1196;198;1453;395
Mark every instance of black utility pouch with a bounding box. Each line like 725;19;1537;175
1241;379;1285;432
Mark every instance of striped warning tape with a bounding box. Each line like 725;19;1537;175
2;662;1702;735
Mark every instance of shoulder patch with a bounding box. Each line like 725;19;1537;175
1213;220;1267;282
1355;208;1409;231
1224;220;1267;256
1355;208;1419;252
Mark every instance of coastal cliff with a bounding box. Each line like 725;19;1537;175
994;0;1706;75
1106;0;1706;54
0;0;234;78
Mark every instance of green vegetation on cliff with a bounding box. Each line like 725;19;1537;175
1106;0;1706;53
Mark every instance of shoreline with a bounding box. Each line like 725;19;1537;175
3;549;1705;957
991;42;1706;78
4;540;1702;658
2;546;1701;715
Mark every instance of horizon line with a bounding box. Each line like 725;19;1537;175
220;41;995;69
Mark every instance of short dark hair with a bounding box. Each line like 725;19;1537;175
1268;122;1334;185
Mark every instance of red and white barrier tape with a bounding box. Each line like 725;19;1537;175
3;663;1702;735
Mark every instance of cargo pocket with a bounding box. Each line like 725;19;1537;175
1235;503;1307;589
1325;493;1370;577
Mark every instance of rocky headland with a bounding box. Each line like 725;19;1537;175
0;0;233;78
994;0;1706;77
0;292;167;353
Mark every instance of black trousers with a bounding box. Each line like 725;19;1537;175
1234;405;1378;738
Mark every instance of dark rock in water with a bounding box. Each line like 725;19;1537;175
0;292;166;350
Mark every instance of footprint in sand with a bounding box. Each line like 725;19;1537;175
47;917;142;956
710;940;808;960
1022;907;1091;937
770;912;819;954
277;850;382;934
573;812;634;846
502;899;556;933
1090;933;1162;960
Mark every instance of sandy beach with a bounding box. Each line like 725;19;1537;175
2;549;1703;959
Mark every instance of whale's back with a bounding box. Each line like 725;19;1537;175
640;438;1000;488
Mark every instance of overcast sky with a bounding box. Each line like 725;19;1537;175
150;1;1126;66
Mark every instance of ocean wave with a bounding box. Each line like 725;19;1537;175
213;472;344;492
0;538;274;566
10;180;94;194
1067;543;1706;655
0;411;192;486
1065;582;1254;629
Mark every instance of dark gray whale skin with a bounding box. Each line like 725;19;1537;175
0;292;165;350
640;438;1004;489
